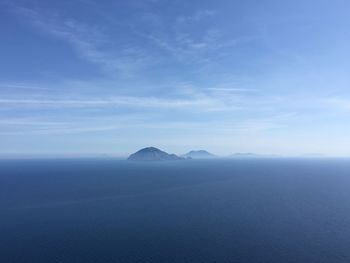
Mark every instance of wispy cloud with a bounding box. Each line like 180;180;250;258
133;8;251;65
176;9;217;23
145;30;221;62
323;97;350;112
13;6;155;77
144;28;257;69
204;87;259;92
0;113;291;136
0;95;216;109
0;86;279;112
0;83;49;90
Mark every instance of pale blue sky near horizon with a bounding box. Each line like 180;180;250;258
1;0;350;157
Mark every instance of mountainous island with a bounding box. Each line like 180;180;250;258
127;148;278;161
128;147;184;161
182;150;216;159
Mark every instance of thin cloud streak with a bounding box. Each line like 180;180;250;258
0;84;49;90
0;90;341;113
0;115;290;136
204;88;259;92
0;96;216;109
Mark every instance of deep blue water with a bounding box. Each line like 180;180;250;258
1;158;350;263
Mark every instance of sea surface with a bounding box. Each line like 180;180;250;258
1;158;350;263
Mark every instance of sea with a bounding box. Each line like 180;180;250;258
1;158;350;263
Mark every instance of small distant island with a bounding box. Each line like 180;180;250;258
128;147;184;161
182;150;216;159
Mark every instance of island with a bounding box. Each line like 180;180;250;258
182;150;216;159
127;147;184;161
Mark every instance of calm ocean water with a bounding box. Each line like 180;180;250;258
1;158;350;263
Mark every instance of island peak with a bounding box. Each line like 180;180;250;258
128;147;184;161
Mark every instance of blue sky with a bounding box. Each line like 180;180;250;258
1;0;350;156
